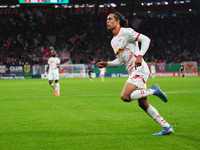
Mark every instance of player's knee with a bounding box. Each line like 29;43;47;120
121;94;131;102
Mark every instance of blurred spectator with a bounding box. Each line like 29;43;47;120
0;7;199;65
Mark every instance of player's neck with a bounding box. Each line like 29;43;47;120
112;26;121;36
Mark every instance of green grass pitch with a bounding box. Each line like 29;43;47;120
0;76;200;150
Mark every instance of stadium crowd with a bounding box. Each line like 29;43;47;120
0;7;199;65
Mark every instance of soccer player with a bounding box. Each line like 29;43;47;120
96;12;174;136
46;49;61;96
99;67;106;81
180;62;185;79
87;64;93;81
150;63;156;79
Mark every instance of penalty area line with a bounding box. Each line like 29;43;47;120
1;89;200;99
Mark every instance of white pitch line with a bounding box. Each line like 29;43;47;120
165;89;200;94
0;89;200;100
0;94;115;99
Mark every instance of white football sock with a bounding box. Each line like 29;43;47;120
146;105;170;128
131;89;155;100
56;83;60;94
101;76;104;81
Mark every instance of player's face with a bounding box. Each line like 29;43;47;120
51;51;56;57
106;14;119;31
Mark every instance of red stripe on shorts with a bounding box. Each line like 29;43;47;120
141;77;146;84
131;75;140;80
131;75;146;84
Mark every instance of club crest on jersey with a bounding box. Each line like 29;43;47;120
115;48;123;56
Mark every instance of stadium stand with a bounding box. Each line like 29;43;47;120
0;3;199;65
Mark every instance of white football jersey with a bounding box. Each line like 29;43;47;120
111;27;149;75
48;57;60;72
150;65;156;73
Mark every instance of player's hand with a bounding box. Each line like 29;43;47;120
44;72;47;77
96;61;108;68
135;55;143;70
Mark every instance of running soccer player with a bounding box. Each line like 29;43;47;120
87;64;93;81
99;67;106;81
96;12;174;136
150;63;156;79
180;62;185;79
46;49;61;96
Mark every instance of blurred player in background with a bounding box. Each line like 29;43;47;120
180;62;185;79
87;64;93;81
46;48;61;96
150;63;156;79
99;67;106;81
96;12;174;136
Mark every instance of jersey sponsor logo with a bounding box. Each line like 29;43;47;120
115;48;123;56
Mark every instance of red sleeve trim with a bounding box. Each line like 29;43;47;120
135;33;140;41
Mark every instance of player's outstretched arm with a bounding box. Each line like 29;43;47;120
97;58;121;68
96;61;108;68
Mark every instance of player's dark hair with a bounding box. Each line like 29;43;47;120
113;12;128;28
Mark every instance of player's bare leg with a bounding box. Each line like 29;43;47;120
121;82;137;102
138;97;174;136
121;82;155;102
137;97;149;110
120;82;174;135
49;80;56;90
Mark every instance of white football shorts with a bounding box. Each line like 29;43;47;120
100;71;105;76
151;70;156;74
48;70;59;81
126;73;149;90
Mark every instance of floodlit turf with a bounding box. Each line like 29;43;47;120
0;76;200;150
